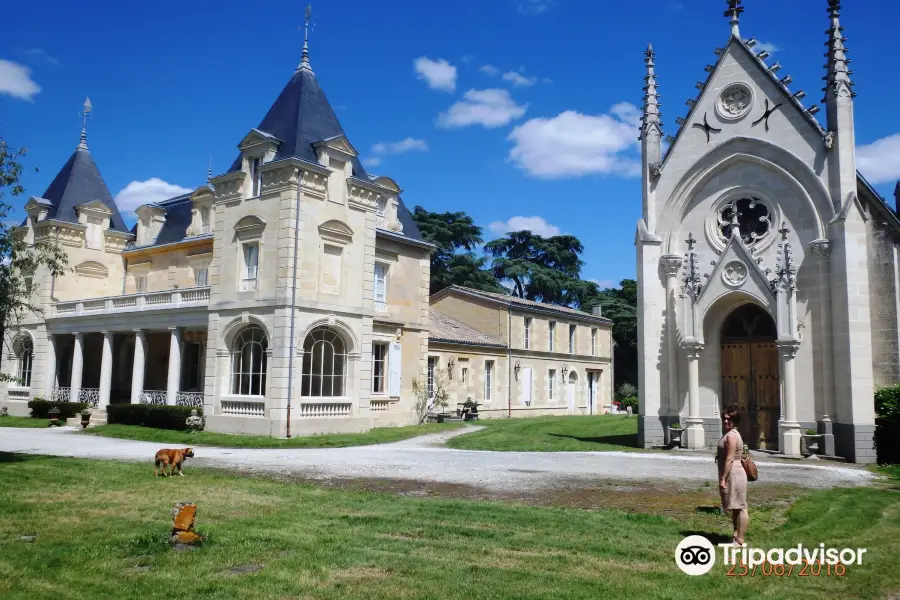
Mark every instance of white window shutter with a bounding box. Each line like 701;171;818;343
388;342;402;397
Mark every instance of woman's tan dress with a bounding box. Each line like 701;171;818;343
717;429;747;510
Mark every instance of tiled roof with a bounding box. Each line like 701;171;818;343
32;147;129;233
429;309;506;347
438;286;612;323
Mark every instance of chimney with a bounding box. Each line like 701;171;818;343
592;305;602;318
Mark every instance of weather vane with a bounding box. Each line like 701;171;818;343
78;97;92;150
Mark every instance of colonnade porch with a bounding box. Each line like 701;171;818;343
45;327;206;411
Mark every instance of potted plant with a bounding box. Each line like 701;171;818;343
80;409;92;429
462;398;480;421
48;406;61;427
801;428;823;456
668;422;683;447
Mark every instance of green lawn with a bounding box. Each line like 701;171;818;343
0;454;898;599
0;416;52;428
447;415;641;451
85;421;466;448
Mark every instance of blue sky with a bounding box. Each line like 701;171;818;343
2;0;900;289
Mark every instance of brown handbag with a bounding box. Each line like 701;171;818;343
742;455;759;482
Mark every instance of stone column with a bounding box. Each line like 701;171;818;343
683;341;705;449
166;327;182;405
43;334;57;398
777;341;802;458
661;255;683;425
70;332;84;404
130;329;146;405
98;330;114;410
810;240;836;456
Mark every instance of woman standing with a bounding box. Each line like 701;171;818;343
717;406;748;545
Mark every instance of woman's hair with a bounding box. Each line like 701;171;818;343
723;406;742;424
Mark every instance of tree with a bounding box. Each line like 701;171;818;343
0;137;69;383
411;368;450;424
584;279;638;389
411;206;502;294
484;230;590;305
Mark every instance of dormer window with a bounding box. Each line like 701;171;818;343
199;206;211;234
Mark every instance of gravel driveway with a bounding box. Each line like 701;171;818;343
0;426;877;492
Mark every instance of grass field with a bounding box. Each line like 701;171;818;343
0;454;898;600
0;416;52;428
85;422;466;448
447;415;641;452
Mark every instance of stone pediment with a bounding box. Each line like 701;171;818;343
238;129;283;151
75;200;112;216
74;260;109;278
696;230;775;319
318;219;353;245
234;215;266;234
25;196;52;210
314;134;358;157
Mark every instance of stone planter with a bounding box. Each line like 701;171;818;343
801;434;823;456
668;427;683;447
80;414;91;429
48;411;61;427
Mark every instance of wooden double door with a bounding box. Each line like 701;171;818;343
720;341;780;450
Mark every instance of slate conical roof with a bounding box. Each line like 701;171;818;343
228;67;367;178
38;145;129;232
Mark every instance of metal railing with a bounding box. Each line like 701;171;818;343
140;390;168;405
176;392;204;408
52;286;210;317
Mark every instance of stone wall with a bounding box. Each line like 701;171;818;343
866;216;900;388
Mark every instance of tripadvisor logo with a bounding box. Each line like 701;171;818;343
675;535;716;576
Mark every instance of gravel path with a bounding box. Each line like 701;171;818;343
0;426;877;492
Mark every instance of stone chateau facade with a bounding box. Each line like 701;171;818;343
1;29;613;434
636;1;893;463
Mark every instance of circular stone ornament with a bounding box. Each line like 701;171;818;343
717;83;754;121
722;261;748;287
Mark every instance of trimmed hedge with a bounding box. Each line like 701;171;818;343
106;404;202;431
875;385;900;465
28;399;87;419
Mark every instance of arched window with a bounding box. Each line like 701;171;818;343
301;327;347;397
15;336;33;387
230;326;268;396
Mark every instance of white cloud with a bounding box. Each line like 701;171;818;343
589;278;615;290
502;71;538;87
363;157;382;168
518;0;554;15
17;48;59;66
0;59;40;101
480;64;500;77
114;178;192;213
372;137;429;156
857;134;900;185
755;41;781;55
507;102;642;179
489;216;561;238
413;57;457;92
437;89;528;129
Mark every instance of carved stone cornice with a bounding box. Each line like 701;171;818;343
300;169;327;199
347;183;379;212
213;172;245;204
661;254;683;278
775;340;801;359
809;239;832;259
260;164;299;194
682;340;704;359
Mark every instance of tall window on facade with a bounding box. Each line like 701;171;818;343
199;206;211;234
242;243;259;291
301;327;348;397
16;337;33;387
372;342;387;394
548;322;556;352
374;263;387;312
569;325;576;354
484;360;494;401
181;342;203;392
195;268;208;287
591;328;597;356
548;369;556;402
230;326;268;396
461;367;468;384
86;216;104;250
250;157;262;197
427;357;437;398
524;318;532;349
136;275;147;293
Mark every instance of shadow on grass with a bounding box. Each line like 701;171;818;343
547;433;639;448
680;530;732;545
695;506;723;515
0;452;54;464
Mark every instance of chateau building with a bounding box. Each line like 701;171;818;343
1;19;613;433
636;1;892;462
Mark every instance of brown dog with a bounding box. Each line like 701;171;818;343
154;448;194;477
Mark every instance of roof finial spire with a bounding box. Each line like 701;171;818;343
724;0;744;38
207;156;213;184
297;3;314;73
824;0;854;99
639;44;662;140
78;97;92;150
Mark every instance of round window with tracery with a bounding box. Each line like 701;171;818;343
717;197;772;247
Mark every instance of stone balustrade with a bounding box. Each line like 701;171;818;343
53;287;210;317
298;402;352;418
370;399;390;412
221;398;265;417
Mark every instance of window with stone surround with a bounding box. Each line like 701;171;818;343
717;197;772;247
194;268;208;287
241;243;259;291
249;157;262;197
301;327;348;398
230;326;268;396
548;369;556;402
569;325;576;354
374;263;388;311
548;322;556;352
524;318;532;349
484;360;494;402
15;336;33;388
591;328;597;356
372;342;388;394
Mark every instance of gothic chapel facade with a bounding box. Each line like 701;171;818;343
637;1;892;462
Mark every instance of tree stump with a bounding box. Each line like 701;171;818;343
170;502;204;547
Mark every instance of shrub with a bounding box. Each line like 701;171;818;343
619;396;639;412
616;383;638;400
107;404;203;431
875;385;900;465
28;399;86;419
